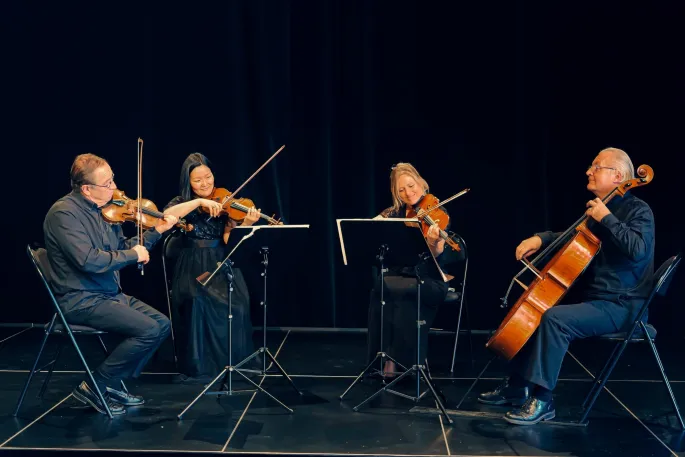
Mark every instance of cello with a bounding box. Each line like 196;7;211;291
485;164;654;360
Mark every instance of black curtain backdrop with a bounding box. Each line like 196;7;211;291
4;2;684;344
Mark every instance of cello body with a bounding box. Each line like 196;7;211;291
485;222;600;360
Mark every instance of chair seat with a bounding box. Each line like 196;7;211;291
46;322;107;334
600;323;657;341
444;288;462;303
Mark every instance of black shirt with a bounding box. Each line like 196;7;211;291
43;190;162;311
536;192;655;304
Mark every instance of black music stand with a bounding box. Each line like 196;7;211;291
335;218;453;424
177;225;308;419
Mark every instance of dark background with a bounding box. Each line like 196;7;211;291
3;2;684;344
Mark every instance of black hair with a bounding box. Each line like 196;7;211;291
179;152;213;201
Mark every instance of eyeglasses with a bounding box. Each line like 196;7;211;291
88;174;115;189
587;165;616;173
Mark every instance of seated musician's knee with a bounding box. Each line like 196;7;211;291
540;307;566;328
140;317;170;341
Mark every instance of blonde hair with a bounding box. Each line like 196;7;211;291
389;163;429;213
601;147;635;181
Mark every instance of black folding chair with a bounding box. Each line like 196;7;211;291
445;233;473;373
161;231;184;371
14;245;126;419
576;253;684;428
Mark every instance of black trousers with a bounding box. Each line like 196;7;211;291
367;273;448;369
509;299;632;390
64;293;171;385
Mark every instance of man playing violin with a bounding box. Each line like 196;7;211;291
163;153;261;383
368;163;465;378
43;153;179;415
479;147;655;425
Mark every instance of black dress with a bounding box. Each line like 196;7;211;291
366;200;465;369
165;196;255;379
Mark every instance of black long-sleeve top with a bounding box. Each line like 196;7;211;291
43;190;162;312
535;192;655;304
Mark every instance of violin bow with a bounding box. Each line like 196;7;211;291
137;137;144;275
415;188;470;219
218;145;285;206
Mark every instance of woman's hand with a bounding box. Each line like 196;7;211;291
198;199;223;217
241;207;261;226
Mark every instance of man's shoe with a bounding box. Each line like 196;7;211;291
72;381;126;415
504;397;556;425
106;386;145;406
478;378;529;406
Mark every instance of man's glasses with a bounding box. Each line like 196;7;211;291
88;174;115;189
587;165;616;173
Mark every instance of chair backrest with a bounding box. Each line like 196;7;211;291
634;253;682;323
653;253;681;297
26;245;69;324
162;232;184;288
163;231;184;261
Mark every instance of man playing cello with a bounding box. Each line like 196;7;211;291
478;147;655;425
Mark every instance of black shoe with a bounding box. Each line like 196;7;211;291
478;378;530;406
72;381;125;416
106;386;145;406
504;397;556;425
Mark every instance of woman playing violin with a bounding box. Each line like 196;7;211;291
368;163;465;378
163;153;261;383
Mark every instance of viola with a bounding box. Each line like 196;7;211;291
406;192;466;252
485;165;654;360
101;189;194;232
202;187;283;226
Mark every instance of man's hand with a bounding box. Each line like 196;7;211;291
515;236;542;261
155;214;179;234
132;245;150;264
586;198;611;222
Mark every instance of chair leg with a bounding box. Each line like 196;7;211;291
38;338;66;398
455;353;496;409
450;293;465;373
642;323;685;430
579;339;631;424
96;335;128;394
13;324;52;416
582;340;622;409
64;329;112;419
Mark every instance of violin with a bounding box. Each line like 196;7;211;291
101;189;194;232
203;187;283;226
406;192;466;252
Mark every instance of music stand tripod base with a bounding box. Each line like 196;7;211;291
177;226;307;419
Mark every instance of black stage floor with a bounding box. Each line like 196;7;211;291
0;327;683;457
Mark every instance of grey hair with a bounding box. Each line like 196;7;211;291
601;147;635;181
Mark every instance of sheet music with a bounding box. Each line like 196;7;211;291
336;218;449;282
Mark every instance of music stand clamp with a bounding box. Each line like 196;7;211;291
177;225;309;419
335;218;453;424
